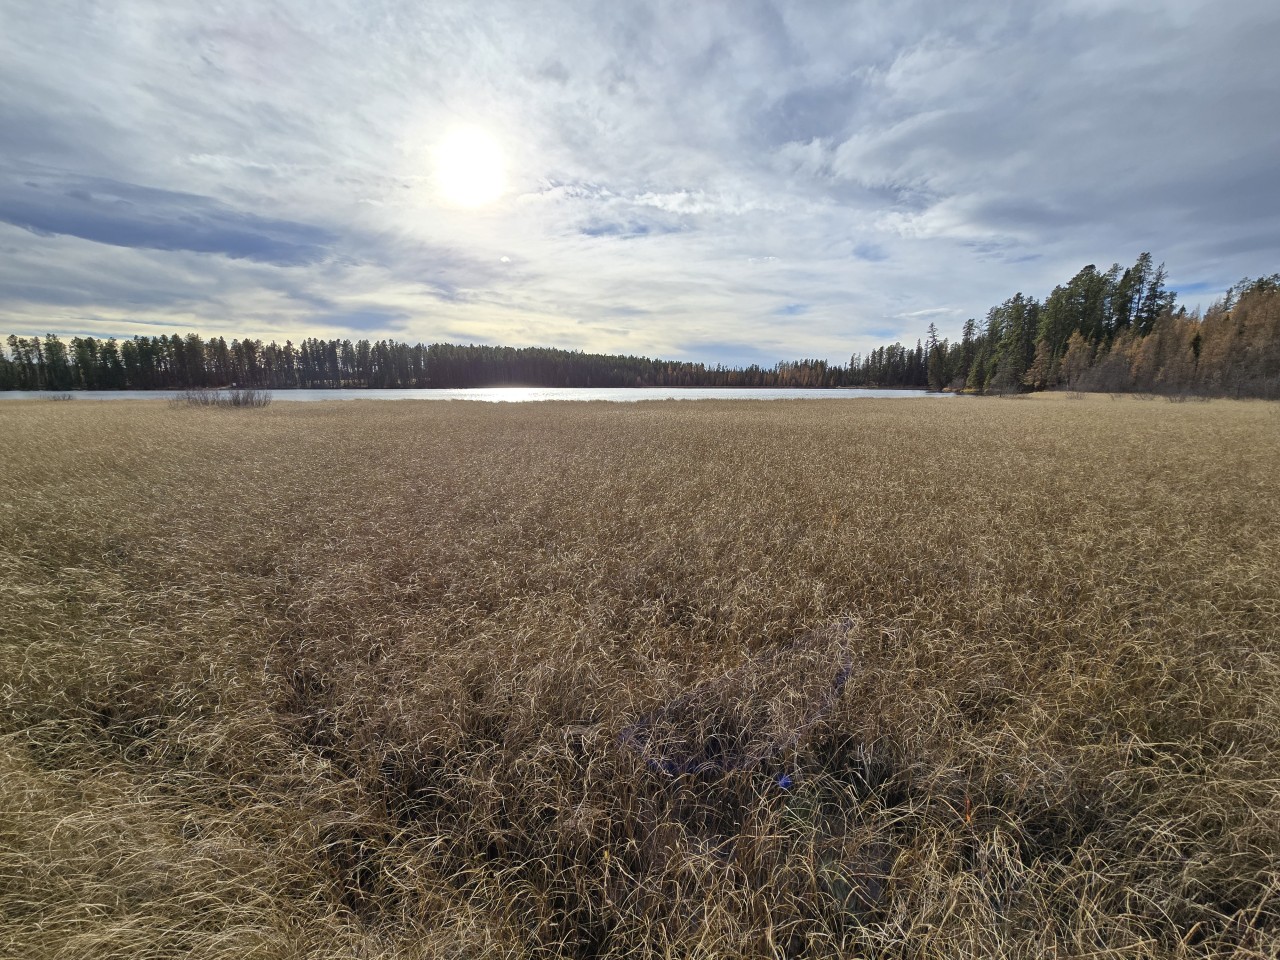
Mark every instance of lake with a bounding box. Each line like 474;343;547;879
1;387;956;403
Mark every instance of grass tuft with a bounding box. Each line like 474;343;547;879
172;387;272;408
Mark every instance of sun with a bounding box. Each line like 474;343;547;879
434;126;505;207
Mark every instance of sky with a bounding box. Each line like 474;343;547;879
2;1;1279;367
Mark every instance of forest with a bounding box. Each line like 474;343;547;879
902;256;1280;399
3;254;1277;397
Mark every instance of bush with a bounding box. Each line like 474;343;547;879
172;387;272;408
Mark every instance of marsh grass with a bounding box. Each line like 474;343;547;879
1;394;1277;958
172;387;272;408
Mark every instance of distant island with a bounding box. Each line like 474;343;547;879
4;254;1277;399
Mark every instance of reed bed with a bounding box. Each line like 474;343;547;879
1;394;1277;959
172;387;273;408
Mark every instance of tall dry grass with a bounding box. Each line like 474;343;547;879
172;387;273;408
1;394;1277;959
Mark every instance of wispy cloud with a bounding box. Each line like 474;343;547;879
897;307;957;319
579;218;682;239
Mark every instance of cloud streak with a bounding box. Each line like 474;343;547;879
0;170;336;265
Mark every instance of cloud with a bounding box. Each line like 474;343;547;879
579;218;684;239
897;307;957;319
311;310;411;333
1;1;1278;360
862;325;905;341
0;169;335;265
1172;281;1220;295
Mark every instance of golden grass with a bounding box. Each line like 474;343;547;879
1;394;1278;959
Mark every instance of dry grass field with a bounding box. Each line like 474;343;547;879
2;394;1278;959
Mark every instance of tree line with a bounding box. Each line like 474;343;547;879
861;254;1279;398
0;334;847;391
3;253;1276;396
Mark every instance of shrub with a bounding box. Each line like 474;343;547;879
172;387;272;408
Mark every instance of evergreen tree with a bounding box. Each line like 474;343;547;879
925;322;947;391
42;335;74;391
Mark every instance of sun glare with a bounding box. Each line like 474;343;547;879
434;126;505;207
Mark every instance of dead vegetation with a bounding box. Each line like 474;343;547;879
1;393;1277;959
172;386;273;408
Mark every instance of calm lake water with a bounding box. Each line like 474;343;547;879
2;387;955;403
